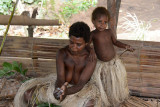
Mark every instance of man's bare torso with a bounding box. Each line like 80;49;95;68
63;46;89;85
92;29;116;61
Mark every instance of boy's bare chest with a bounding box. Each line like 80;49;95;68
93;33;112;44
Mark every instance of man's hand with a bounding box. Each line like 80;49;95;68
53;87;63;100
125;45;135;52
53;82;68;101
59;82;68;101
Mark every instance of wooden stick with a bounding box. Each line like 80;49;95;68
0;0;19;55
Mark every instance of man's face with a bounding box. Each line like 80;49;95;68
93;15;108;31
69;36;86;53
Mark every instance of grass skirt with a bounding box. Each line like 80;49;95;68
14;55;153;107
92;55;153;107
14;75;102;107
91;55;129;106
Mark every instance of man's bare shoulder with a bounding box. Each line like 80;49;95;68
57;46;68;57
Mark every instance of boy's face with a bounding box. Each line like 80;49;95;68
93;15;108;31
69;36;86;53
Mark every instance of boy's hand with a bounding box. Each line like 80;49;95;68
89;49;97;62
125;45;135;52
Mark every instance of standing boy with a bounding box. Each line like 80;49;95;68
90;6;134;106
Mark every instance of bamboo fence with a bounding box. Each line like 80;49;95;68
0;36;160;98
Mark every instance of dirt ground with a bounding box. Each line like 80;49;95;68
70;0;160;41
5;0;159;41
117;0;160;41
118;0;160;31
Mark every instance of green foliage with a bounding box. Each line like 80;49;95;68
24;0;34;4
59;0;97;23
0;61;28;78
49;0;55;11
34;0;42;4
23;0;41;4
37;103;61;107
0;0;13;15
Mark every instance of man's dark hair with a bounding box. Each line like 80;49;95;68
69;22;90;43
92;7;110;22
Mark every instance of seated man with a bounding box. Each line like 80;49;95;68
14;22;100;107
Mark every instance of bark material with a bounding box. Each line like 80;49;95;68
27;8;38;37
107;0;121;38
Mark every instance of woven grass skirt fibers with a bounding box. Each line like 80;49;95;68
92;55;153;107
14;55;153;107
14;74;103;107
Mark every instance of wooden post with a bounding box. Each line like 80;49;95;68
27;8;38;37
107;0;121;38
116;0;121;28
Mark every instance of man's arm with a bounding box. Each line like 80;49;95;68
55;49;66;88
54;49;66;100
66;60;96;95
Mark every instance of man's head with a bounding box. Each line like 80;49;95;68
69;22;90;53
69;21;90;43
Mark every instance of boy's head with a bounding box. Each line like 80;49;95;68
91;7;110;22
69;22;90;43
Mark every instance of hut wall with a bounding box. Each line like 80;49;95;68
0;36;160;98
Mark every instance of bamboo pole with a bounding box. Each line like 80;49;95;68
0;0;19;55
0;15;60;26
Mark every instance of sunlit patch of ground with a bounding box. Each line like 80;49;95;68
117;30;160;42
0;25;69;39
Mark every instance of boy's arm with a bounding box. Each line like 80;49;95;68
110;29;134;51
86;33;96;61
86;32;93;51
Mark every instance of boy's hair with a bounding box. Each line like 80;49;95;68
92;7;110;22
69;22;90;43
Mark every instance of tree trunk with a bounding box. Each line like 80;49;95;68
107;0;121;38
